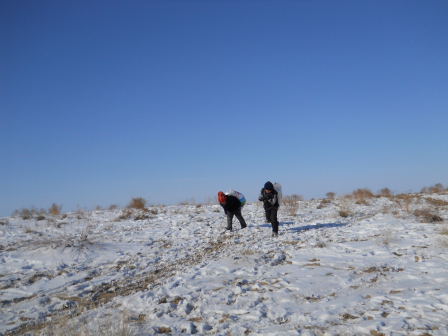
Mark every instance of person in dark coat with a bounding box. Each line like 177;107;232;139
218;191;247;231
258;181;279;237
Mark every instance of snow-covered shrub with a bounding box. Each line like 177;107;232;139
337;197;353;218
116;209;132;221
374;228;397;246
282;194;302;216
317;198;331;209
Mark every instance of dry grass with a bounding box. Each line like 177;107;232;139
373;228;397;246
116;209;132;221
352;188;374;205
437;225;448;248
179;197;196;205
33;217;100;254
23;226;35;233
425;198;448;207
337;197;353;218
49;203;63;216
422;183;445;194
282;194;303;216
315;239;326;248
413;209;443;223
378;187;393;198
134;213;149;221
439;225;448;236
317;198;331;209
326;192;336;200
392;193;418;213
41;311;138;336
203;196;219;205
19;208;33;220
127;197;147;210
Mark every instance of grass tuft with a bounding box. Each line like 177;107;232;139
414;209;443;223
49;203;63;216
326;192;336;200
282;194;303;216
352;188;373;205
127;197;147;210
379;187;393;198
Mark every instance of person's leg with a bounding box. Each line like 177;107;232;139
234;207;247;228
226;210;234;230
269;208;279;235
265;208;271;223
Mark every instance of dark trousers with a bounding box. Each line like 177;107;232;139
265;207;279;233
226;207;247;230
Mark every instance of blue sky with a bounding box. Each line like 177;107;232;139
1;0;447;216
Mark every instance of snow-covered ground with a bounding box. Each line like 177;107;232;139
1;193;448;335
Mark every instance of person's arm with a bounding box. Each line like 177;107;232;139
259;189;273;202
220;203;227;215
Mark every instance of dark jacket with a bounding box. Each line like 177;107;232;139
220;195;241;214
259;188;279;210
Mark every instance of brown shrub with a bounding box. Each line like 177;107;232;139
338;210;351;218
379;188;393;198
127;197;147;210
422;183;445;194
425;198;448;207
49;203;63;216
393;193;420;213
20;208;33;219
317;198;331;209
414;209;443;223
116;209;132;221
326;192;336;200
134;213;149;221
428;183;444;193
352;188;374;201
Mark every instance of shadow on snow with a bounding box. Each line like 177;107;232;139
282;221;348;233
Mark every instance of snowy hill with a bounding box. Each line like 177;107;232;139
1;193;448;335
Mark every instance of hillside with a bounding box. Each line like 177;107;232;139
1;192;448;335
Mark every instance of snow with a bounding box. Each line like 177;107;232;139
1;193;448;335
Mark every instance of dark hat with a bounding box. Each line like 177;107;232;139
264;181;274;191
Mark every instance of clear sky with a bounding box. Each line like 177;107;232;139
1;0;447;216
